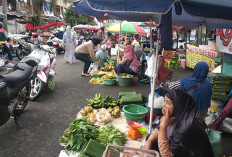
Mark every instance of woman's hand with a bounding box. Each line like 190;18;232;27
160;107;175;130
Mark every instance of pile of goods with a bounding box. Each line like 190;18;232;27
208;73;232;101
119;73;133;78
102;71;116;80
59;117;98;155
96;125;126;146
107;106;121;118
100;63;115;71
89;78;103;84
60;118;126;155
86;94;117;108
118;92;143;105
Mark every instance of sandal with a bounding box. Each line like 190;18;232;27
81;73;91;77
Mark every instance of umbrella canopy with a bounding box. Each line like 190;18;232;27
74;25;100;31
108;23;147;34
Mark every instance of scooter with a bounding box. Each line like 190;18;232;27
47;35;65;54
29;45;56;101
0;44;15;75
16;36;34;60
0;56;37;127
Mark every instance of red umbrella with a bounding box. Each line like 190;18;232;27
211;97;232;130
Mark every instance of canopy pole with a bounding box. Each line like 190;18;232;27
117;21;122;63
150;20;152;53
149;26;160;134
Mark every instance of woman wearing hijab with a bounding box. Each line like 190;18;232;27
144;89;213;157
168;62;212;124
95;44;107;68
75;37;101;77
62;26;77;64
117;45;140;75
156;55;172;85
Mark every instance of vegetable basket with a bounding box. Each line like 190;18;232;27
122;104;148;119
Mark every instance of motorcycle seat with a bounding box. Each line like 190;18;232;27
50;54;55;62
3;63;33;84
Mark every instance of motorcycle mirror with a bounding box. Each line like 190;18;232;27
25;58;37;67
0;58;5;67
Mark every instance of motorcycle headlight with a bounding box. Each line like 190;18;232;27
37;65;44;71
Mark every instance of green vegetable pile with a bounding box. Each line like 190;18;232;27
59;117;98;155
96;125;126;146
86;94;117;108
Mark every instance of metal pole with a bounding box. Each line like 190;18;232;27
149;27;160;134
117;21;122;63
150;20;152;53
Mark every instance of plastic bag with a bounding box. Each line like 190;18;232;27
205;114;218;127
205;129;222;157
145;53;157;78
148;93;164;108
96;108;111;124
220;118;232;133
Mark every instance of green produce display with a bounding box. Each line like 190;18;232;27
86;94;117;108
60;117;98;155
96;125;126;146
80;139;106;157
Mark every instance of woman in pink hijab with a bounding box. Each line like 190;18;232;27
117;45;140;75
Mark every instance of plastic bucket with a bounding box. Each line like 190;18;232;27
102;79;116;86
117;75;133;87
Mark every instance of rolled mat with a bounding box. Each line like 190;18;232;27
120;94;143;103
119;92;136;97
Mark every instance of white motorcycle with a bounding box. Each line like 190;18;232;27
29;45;56;100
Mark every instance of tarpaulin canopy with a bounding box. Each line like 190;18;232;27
74;0;232;29
86;0;232;21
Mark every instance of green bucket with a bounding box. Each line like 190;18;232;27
117;75;133;87
102;79;116;86
122;104;148;119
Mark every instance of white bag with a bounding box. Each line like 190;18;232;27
145;53;157;78
96;108;111;124
148;93;164;109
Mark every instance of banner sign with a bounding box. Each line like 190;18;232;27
186;45;216;69
216;29;232;54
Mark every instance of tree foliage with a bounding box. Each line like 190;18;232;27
64;6;96;26
32;0;44;25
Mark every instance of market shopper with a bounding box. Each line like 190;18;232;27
156;55;172;85
144;89;213;157
75;37;101;77
97;26;105;41
116;44;140;75
62;26;77;65
168;62;212;124
57;27;65;40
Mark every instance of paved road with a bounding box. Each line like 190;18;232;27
0;55;231;157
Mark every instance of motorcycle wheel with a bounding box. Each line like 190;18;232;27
29;77;45;101
16;48;25;60
13;85;30;116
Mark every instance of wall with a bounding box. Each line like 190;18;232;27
8;19;26;34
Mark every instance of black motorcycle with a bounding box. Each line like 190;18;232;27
16;36;33;60
0;57;37;127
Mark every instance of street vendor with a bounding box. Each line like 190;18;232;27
75;37;101;77
156;55;172;85
144;89;213;157
95;44;107;68
168;62;212;125
116;44;140;75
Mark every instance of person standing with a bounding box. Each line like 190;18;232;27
62;26;77;65
97;26;105;41
57;27;65;40
75;38;101;77
0;22;13;63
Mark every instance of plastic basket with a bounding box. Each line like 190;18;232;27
102;145;160;157
117;75;133;87
102;79;116;86
122;104;148;119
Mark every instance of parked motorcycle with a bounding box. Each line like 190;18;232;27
16;36;34;60
0;44;15;75
47;35;64;54
0;57;37;127
29;45;56;101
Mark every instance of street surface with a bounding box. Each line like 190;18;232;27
0;55;231;157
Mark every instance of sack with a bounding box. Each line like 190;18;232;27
148;93;164;109
205;129;222;157
145;53;156;77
